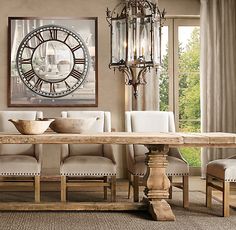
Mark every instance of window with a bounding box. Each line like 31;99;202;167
160;18;200;167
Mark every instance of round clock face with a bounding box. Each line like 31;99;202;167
16;25;90;98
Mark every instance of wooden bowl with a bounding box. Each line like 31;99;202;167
8;118;54;135
49;117;99;133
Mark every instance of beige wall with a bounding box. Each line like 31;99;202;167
0;0;200;178
159;0;200;16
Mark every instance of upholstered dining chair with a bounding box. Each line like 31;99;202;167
0;111;43;202
60;111;116;202
125;111;189;207
206;156;236;217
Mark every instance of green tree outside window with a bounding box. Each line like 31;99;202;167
160;27;201;167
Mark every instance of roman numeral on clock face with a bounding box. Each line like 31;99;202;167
71;44;81;52
24;69;35;81
34;78;43;90
75;58;85;64
50;83;56;93
20;58;32;64
64;81;70;89
70;69;82;80
35;33;45;43
49;29;58;40
63;33;70;43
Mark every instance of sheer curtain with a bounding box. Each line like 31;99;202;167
200;0;236;177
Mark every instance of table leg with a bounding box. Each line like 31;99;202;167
143;144;176;221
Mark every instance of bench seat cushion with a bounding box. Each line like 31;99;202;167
0;155;40;176
207;159;236;181
61;156;116;176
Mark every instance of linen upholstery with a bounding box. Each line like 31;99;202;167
0;111;43;176
60;111;116;176
125;111;189;176
207;159;236;182
61;156;116;176
0;155;40;176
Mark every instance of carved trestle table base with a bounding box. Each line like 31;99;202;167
0;132;236;221
143;144;175;220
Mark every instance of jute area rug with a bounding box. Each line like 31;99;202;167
0;190;236;230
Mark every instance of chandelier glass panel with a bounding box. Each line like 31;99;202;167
106;0;165;97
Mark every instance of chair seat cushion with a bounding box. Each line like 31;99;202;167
207;159;236;181
61;156;116;176
0;155;40;176
129;156;189;176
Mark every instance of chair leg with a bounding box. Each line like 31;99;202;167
128;172;131;199
183;175;189;208
61;175;67;202
104;176;108;200
133;175;139;202
34;175;40;203
223;181;230;217
111;176;116;202
168;176;172;199
206;174;212;208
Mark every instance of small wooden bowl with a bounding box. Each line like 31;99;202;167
8;118;54;135
49;117;99;133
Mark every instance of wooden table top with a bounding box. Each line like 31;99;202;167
0;132;236;147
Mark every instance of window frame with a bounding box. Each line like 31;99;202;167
163;17;200;130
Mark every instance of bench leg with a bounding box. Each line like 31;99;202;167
128;173;132;199
34;176;40;203
61;176;67;202
104;176;108;200
223;181;230;217
133;175;139;202
183;176;189;208
111;176;116;202
206;174;212;208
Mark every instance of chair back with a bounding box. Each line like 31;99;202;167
61;111;111;157
125;111;176;157
0;111;43;156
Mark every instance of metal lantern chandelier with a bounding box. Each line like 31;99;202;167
106;0;165;97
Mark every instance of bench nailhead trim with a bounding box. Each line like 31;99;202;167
133;173;189;176
61;173;116;176
0;172;40;176
225;179;236;182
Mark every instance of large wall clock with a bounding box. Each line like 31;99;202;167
16;24;90;98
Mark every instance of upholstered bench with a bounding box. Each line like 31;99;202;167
206;159;236;217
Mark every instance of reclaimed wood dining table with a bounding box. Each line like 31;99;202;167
0;131;236;221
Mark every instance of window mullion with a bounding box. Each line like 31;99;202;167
173;19;180;130
168;19;174;113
